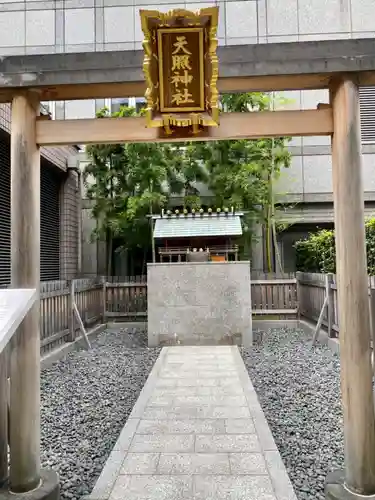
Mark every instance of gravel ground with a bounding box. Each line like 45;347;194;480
41;327;160;500
241;328;343;500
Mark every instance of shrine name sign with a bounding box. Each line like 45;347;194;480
140;7;219;136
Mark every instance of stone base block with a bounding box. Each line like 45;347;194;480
0;470;59;500
326;469;375;500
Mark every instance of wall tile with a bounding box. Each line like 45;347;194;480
65;8;95;45
301;89;328;110
65;99;96;119
26;10;55;46
0;46;25;55
303;154;333;193
104;6;134;43
134;4;184;41
257;0;266;38
226;1;257;38
55;9;64;45
275;155;304;196
227;36;257;45
267;34;298;42
267;0;297;36
64;0;95;7
298;0;350;34
95;6;104;43
104;0;133;5
0;3;26;11
65;43;96;52
351;0;375;32
135;0;183;4
363;154;375;192
103;41;135;50
298;32;350;41
0;11;25;47
186;2;225;39
351;31;375;38
25;45;57;54
26;1;57;9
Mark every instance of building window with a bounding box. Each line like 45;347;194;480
360;87;375;144
111;98;130;114
135;98;146;113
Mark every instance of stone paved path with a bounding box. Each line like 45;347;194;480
89;346;297;500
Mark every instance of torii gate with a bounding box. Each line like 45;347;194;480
0;37;375;500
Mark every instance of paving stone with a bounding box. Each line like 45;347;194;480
160;370;239;379
229;453;268;474
158;452;230;475
174;395;247;406
219;377;242;387
136;419;226;435
225;419;256;434
142;406;200;420
147;396;175;406
198;406;251;419
155;378;177;388
176;378;217;387
193;475;276;500
195;434;261;452
110;474;192;500
129;434;195;453
93;346;297;500
120;453;159;475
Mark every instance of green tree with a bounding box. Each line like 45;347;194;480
83;106;207;275
84;93;291;274
294;219;375;274
186;92;291;266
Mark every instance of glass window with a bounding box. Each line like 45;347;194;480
135;98;146;113
111;98;130;113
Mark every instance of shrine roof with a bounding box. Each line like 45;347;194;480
153;212;243;239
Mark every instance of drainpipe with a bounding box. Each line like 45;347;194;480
67;156;82;276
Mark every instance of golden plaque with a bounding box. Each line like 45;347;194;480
140;7;219;136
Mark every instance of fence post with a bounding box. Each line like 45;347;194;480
326;273;334;338
296;272;302;320
102;277;107;324
67;279;75;342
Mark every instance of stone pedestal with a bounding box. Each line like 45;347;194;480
147;261;252;347
326;470;375;500
0;470;59;500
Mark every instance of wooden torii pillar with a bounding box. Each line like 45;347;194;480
8;93;59;498
326;75;375;497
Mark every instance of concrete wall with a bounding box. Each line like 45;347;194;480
0;0;371;55
147;261;252;347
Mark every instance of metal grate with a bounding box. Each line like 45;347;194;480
40;159;61;281
360;86;375;144
0;132;62;286
0;135;10;287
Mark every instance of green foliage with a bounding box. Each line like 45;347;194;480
84;93;292;270
295;218;375;274
295;229;336;273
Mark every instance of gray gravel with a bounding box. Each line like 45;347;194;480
241;328;343;500
41;327;160;500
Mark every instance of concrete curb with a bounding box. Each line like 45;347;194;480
298;319;340;354
88;347;168;500
41;323;107;369
232;346;298;500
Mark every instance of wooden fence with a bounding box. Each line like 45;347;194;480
33;273;300;354
298;271;375;339
40;278;103;353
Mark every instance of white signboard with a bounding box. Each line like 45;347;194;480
0;289;37;354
